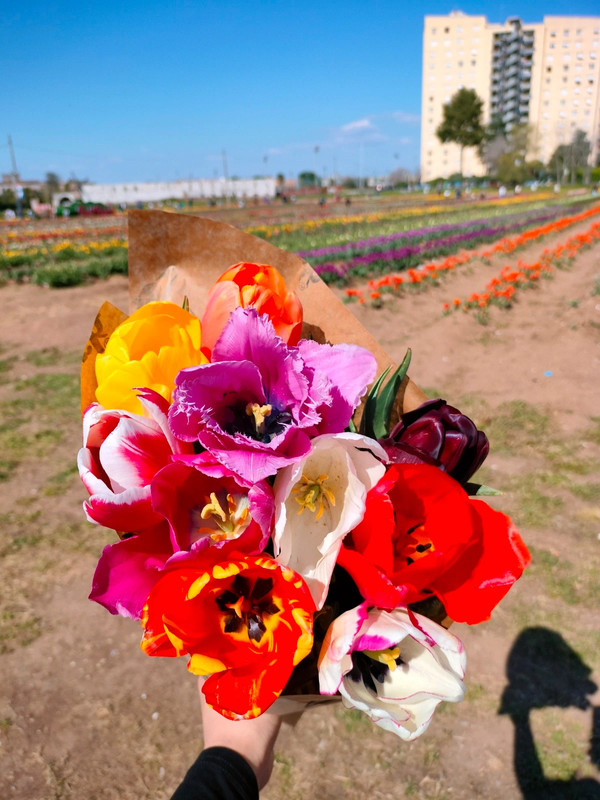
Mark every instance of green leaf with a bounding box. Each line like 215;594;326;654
347;417;357;433
182;296;190;312
464;482;503;496
359;366;391;437
372;349;412;440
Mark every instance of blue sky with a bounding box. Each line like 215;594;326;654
2;1;599;184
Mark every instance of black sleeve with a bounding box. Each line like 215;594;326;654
170;746;259;800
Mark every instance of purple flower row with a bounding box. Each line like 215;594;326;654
313;207;569;283
298;205;572;263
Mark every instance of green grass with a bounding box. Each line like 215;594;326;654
44;463;79;496
25;347;81;368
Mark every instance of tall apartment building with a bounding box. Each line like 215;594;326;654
420;12;600;182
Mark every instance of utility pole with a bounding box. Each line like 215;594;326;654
7;135;23;218
222;149;229;204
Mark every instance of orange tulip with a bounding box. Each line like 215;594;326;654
201;262;303;355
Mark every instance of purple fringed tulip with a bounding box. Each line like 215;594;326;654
380;399;489;484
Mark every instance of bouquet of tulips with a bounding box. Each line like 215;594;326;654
78;259;530;741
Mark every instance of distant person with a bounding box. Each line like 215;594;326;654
498;185;507;198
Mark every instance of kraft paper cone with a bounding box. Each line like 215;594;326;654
127;210;427;415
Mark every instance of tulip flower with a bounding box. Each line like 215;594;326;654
319;603;466;740
141;550;315;720
95;301;207;415
380;399;489;485
272;433;386;609
338;463;530;624
151;452;274;554
169;308;376;482
78;389;192;533
201;262;303;356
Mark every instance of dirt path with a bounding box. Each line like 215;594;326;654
0;220;599;799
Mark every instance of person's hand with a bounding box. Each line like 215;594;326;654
198;679;282;790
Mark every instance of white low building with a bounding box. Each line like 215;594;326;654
80;177;276;206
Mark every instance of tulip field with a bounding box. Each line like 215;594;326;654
1;190;600;800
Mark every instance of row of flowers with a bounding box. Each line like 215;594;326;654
80;261;529;737
345;203;600;305
246;193;552;240
313;205;589;284
1;237;128;263
296;203;580;264
0;223;126;247
445;220;600;313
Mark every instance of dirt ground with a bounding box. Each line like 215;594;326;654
1;215;599;799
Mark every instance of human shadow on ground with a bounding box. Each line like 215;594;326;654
499;627;600;799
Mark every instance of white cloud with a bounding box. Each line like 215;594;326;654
392;111;421;124
333;116;387;144
340;117;374;133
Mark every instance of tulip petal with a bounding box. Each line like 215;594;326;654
89;524;172;619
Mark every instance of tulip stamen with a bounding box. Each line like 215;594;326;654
363;646;401;672
198;492;250;540
293;473;336;520
245;402;272;436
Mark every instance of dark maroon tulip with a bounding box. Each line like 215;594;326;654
380;399;489;484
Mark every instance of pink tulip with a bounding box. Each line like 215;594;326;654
78;388;192;533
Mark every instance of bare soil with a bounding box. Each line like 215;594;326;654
1;217;599;799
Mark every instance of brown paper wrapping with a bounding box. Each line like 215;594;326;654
82;210;426;416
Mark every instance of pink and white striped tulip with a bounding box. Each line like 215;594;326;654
78;388;192;533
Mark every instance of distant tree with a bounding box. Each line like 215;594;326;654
436;88;485;177
44;171;62;202
0;188;16;211
388;167;412;187
549;130;591;183
298;171;320;188
479;115;509;175
276;173;285;186
496;124;539;185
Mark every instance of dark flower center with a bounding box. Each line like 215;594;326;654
216;574;280;643
394;522;434;567
222;399;291;443
348;649;403;694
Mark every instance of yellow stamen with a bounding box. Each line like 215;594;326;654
292;473;336;520
201;492;227;522
363;646;401;672
197;492;250;540
245;402;272;434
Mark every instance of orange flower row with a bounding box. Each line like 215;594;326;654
445;220;600;313
0;224;126;247
351;204;600;305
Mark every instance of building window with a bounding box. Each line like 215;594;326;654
471;59;476;66
550;42;555;49
564;29;569;36
431;27;436;34
551;30;556;37
563;42;569;48
576;28;582;36
444;27;449;33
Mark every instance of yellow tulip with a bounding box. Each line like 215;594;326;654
95;301;207;414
